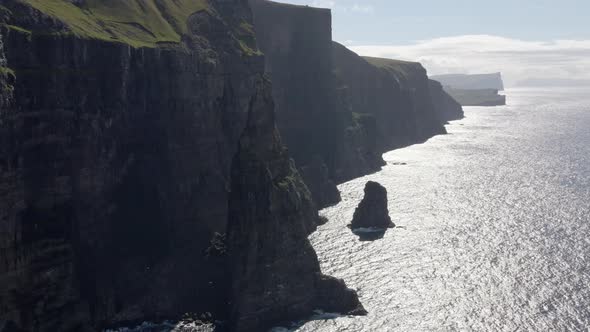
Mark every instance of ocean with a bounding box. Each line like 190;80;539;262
296;87;590;331
112;87;590;332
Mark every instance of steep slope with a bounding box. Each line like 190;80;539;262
0;1;362;331
248;0;348;207
250;1;454;208
333;43;426;151
227;81;365;331
9;0;209;47
248;1;394;206
429;79;464;122
333;42;452;150
363;56;447;144
0;14;12;111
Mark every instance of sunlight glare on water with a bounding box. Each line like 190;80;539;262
299;87;590;332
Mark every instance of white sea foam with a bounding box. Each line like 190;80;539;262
352;227;387;233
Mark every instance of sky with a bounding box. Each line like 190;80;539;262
272;0;590;86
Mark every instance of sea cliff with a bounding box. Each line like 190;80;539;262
0;1;361;331
249;4;460;208
428;79;464;122
248;0;345;207
1;0;466;331
431;73;506;106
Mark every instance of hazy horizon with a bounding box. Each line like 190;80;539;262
273;0;590;87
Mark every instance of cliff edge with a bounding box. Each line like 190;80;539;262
431;73;506;106
0;1;362;331
250;3;454;209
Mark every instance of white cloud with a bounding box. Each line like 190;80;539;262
305;0;373;14
347;35;590;87
311;0;336;9
350;4;374;13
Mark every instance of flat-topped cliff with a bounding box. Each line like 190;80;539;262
430;72;505;91
431;73;506;106
332;43;415;153
443;87;507;106
363;57;448;140
333;43;462;147
0;1;361;331
251;2;459;208
334;51;446;153
249;0;345;207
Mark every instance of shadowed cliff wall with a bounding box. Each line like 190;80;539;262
0;1;362;331
362;56;448;145
429;79;464;122
247;0;336;166
249;0;384;206
333;43;420;150
251;1;458;209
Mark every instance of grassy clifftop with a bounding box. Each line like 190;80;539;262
13;0;210;47
363;56;425;81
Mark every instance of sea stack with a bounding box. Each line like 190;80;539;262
351;181;395;230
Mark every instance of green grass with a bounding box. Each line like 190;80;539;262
0;67;15;93
239;21;254;35
0;67;15;78
233;19;260;55
5;24;32;34
363;56;421;79
276;174;296;190
18;0;210;48
0;5;11;17
237;39;261;56
351;111;372;122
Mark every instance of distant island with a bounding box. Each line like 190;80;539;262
431;73;506;106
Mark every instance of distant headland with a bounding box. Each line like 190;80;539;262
431;73;507;106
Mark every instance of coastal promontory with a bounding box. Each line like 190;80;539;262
431;73;507;106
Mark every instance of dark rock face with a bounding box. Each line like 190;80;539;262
227;79;365;331
362;56;448;147
249;0;385;208
331;72;385;184
299;156;342;208
429;79;464;122
248;0;341;207
0;14;13;111
351;181;394;230
333;43;419;150
0;1;362;331
250;2;456;209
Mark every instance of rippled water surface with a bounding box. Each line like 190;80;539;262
299;87;590;331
